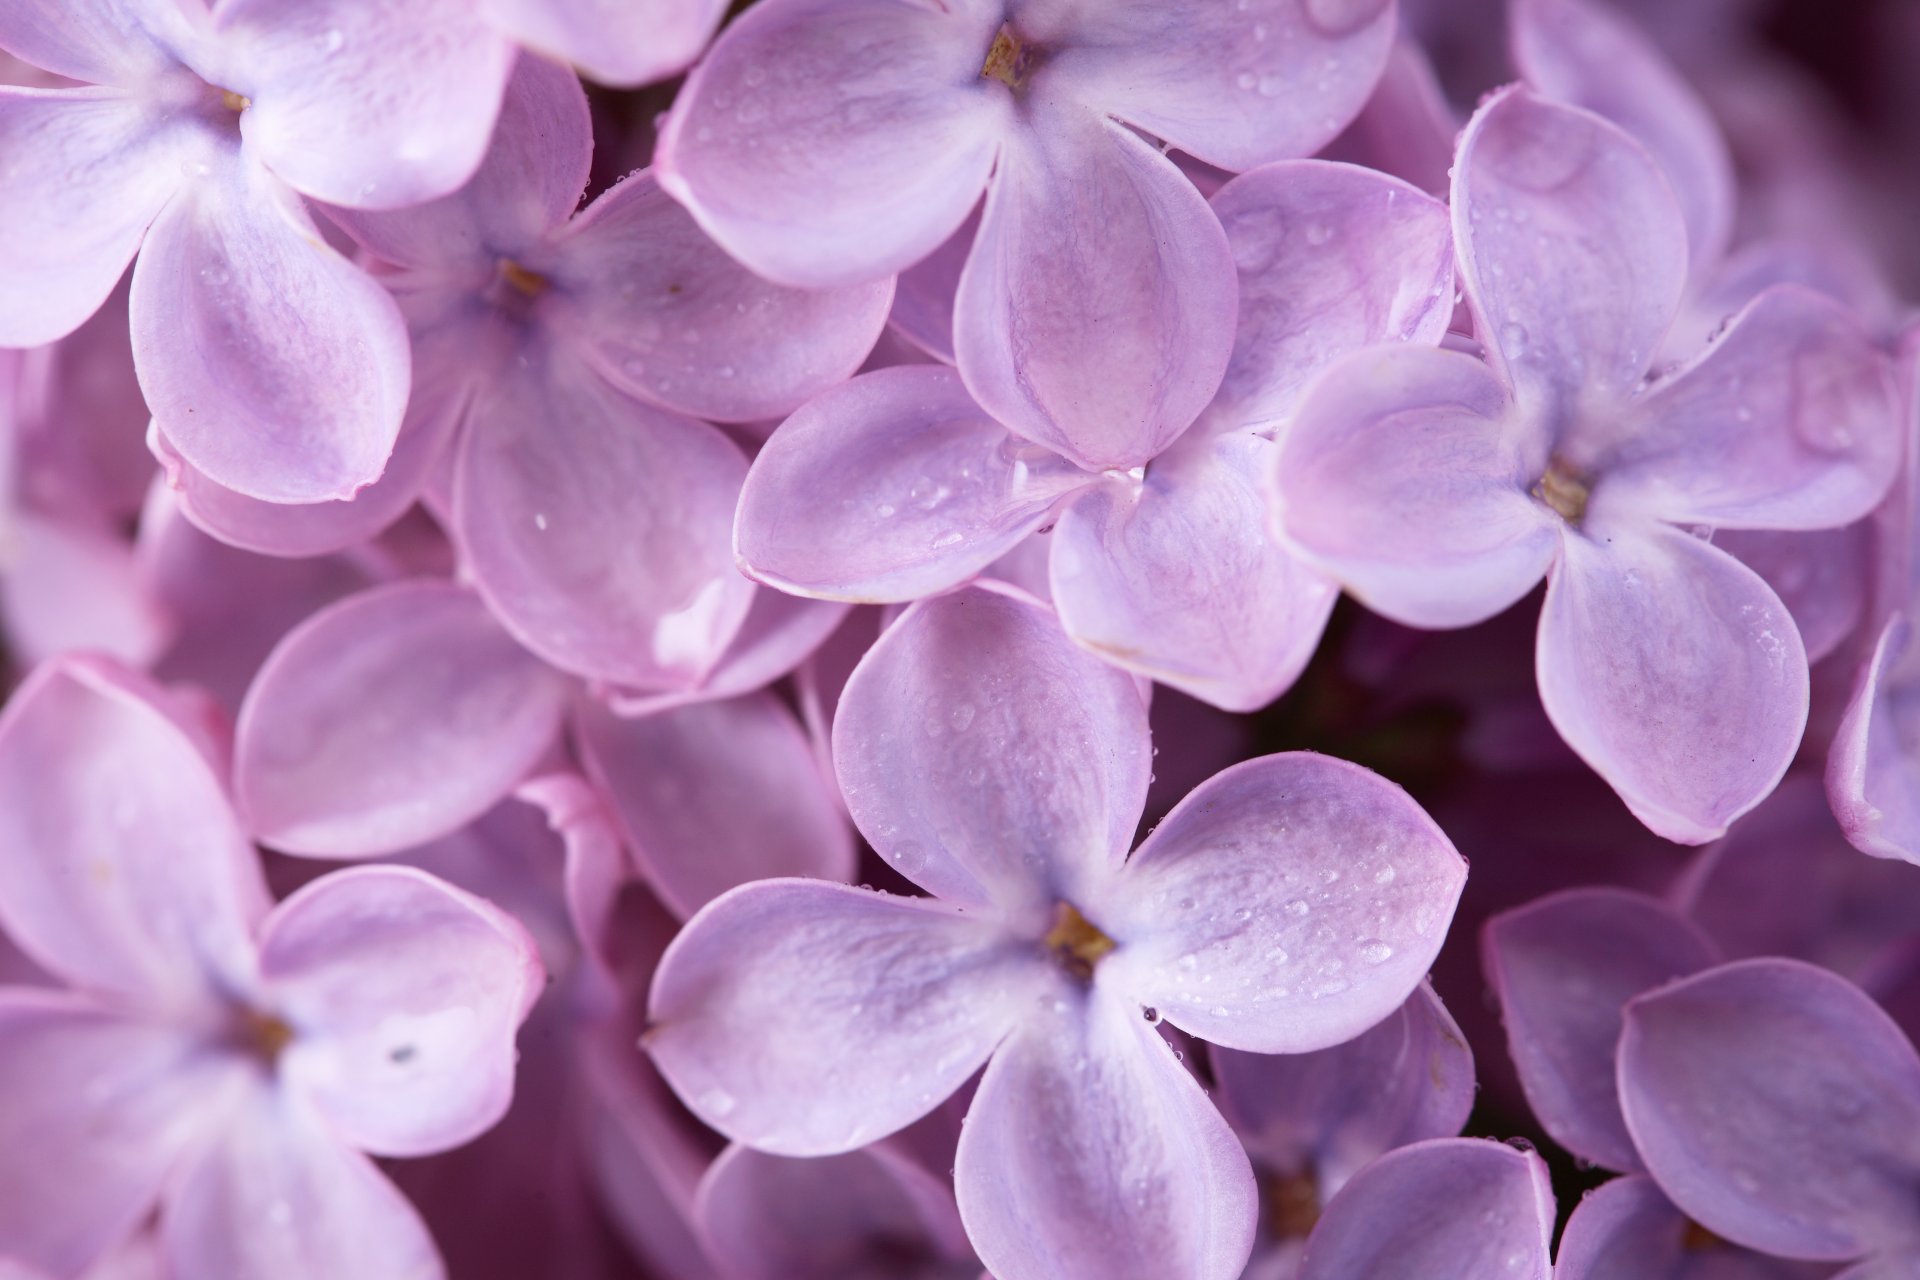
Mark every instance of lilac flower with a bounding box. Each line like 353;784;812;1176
1554;1175;1830;1280
0;656;543;1278
644;583;1467;1280
1273;86;1900;842
736;158;1455;709
660;0;1401;473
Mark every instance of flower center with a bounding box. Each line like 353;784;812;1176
1267;1170;1322;1240
496;257;550;297
1044;902;1115;979
1680;1219;1725;1251
219;88;251;113
1532;458;1591;525
980;24;1040;91
236;1007;296;1064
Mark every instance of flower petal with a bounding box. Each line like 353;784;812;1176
573;691;854;919
481;0;725;86
735;365;1088;603
655;0;1007;287
0;657;267;1003
1208;159;1455;427
1620;959;1920;1259
0;511;172;669
646;879;1039;1155
0;0;194;83
263;865;543;1157
1273;345;1559;628
1538;525;1807;844
1719;523;1870;665
555;168;892;424
1829;617;1920;865
954;99;1237;471
453;349;753;690
1052;432;1337;712
234;581;571;858
1482;888;1718;1173
1554;1175;1823;1280
604;589;851;718
834;582;1151;912
1295;1139;1554;1280
955;987;1257;1280
130;152;410;503
1453;86;1686;421
1099;753;1465;1054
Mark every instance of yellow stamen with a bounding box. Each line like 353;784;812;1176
239;1009;295;1063
1533;460;1591;525
980;26;1034;90
1044;902;1115;979
1269;1170;1322;1240
1680;1219;1725;1251
497;258;550;297
220;89;251;112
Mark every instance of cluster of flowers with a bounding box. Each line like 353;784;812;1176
2;0;1918;1277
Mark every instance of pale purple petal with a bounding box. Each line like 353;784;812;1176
954;98;1236;471
555;169;892;424
735;366;1088;603
453;351;753;690
1537;526;1806;844
1719;523;1870;665
1454;86;1686;420
888;202;978;363
1295;1139;1554;1280
481;0;725;86
1208;159;1455;427
234;581;571;858
833;583;1151;912
1051;433;1337;712
646;879;1041;1154
605;590;851;718
1273;345;1559;628
1097;753;1465;1054
262;865;543;1156
0;512;172;669
1318;39;1455;197
0;0;192;83
131;152;410;503
656;0;1008;287
1620;959;1920;1259
955;987;1257;1280
573;691;854;919
1482;888;1718;1172
1555;1175;1829;1280
1829;617;1920;864
0;657;268;1002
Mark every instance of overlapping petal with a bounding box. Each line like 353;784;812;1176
0;0;195;84
481;0;726;87
1554;1175;1825;1280
1829;617;1920;864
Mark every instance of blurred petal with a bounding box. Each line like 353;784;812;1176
234;581;571;858
735;365;1087;603
833;583;1151;912
1482;888;1717;1172
1100;753;1465;1054
955;99;1236;471
482;0;725;86
0;0;194;83
1719;523;1869;664
646;879;1039;1155
1620;959;1920;1259
1555;1175;1828;1280
1295;1139;1554;1280
888;202;978;362
956;988;1256;1280
0;657;267;1002
264;865;543;1156
604;589;850;718
131;153;409;503
1829;617;1920;864
1538;526;1807;844
0;512;172;669
1274;345;1558;628
656;0;1007;287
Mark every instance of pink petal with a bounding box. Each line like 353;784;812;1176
1043;0;1396;171
1719;523;1870;665
833;583;1151;912
1273;345;1559;628
954;100;1236;471
1620;959;1920;1259
162;1088;443;1280
1829;617;1920;865
1295;1139;1554;1280
1538;526;1807;844
735;365;1088;603
1098;753;1465;1054
0;511;172;669
1208;159;1455;427
1599;286;1900;531
261;864;543;1156
0;88;183;346
1453;86;1686;421
0;0;194;83
130;152;410;503
602;589;851;718
888;201;978;362
234;580;571;858
453;350;753;691
1511;0;1734;281
555;168;892;424
481;0;725;86
0;992;234;1278
1318;39;1456;197
1482;888;1718;1172
646;879;1041;1155
655;0;1008;288
0;657;268;1003
1555;1175;1825;1280
218;0;514;208
573;691;854;919
1051;433;1337;711
955;987;1257;1280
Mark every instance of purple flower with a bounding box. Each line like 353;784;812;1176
643;583;1466;1279
1273;85;1900;843
0;656;543;1278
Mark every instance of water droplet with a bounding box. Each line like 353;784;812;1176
1373;865;1396;884
1358;940;1395;965
699;1088;737;1118
1141;1006;1161;1024
1500;322;1528;357
1236;71;1257;90
949;703;976;732
1304;222;1332;245
319;26;344;53
533;512;549;531
1284;899;1311;917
